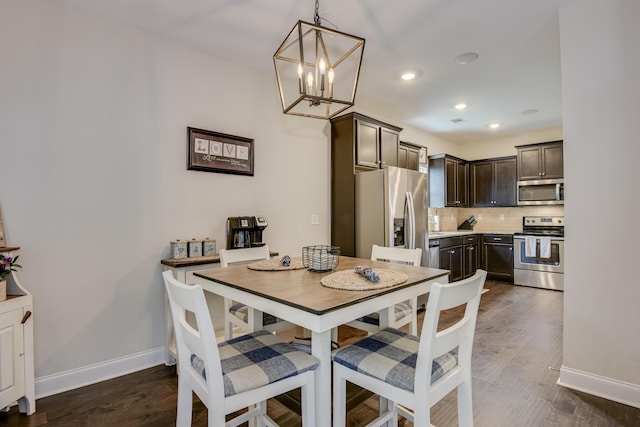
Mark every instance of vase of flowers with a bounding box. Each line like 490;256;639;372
0;254;22;301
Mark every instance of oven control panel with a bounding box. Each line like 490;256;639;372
523;216;564;226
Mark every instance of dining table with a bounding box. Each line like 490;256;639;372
192;255;449;427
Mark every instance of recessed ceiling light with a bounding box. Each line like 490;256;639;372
454;103;467;110
489;123;500;129
396;69;422;81
521;109;539;115
454;52;479;65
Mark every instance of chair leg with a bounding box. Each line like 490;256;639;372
252;401;266;427
378;396;399;426
176;378;193;427
409;296;418;336
224;298;234;340
412;404;430;427
332;367;347;426
457;379;474;427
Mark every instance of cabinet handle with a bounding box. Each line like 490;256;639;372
450;250;455;254
21;311;32;324
494;238;502;241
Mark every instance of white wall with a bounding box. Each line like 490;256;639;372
0;0;329;391
558;0;640;407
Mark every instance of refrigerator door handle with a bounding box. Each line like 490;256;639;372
406;191;416;249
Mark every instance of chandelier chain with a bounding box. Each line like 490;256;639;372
314;0;321;25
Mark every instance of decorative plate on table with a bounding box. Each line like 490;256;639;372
247;257;305;271
320;269;408;291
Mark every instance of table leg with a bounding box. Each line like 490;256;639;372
311;329;332;427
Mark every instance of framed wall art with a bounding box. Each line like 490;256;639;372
187;127;254;176
0;206;5;247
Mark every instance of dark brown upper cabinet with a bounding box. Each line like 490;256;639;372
398;141;421;171
428;154;468;208
516;140;563;181
470;156;517;207
341;113;401;171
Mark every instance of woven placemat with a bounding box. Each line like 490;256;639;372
320;268;408;291
247;257;305;271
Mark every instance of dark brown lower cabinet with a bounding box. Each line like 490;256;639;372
439;237;463;282
482;234;514;281
462;235;479;279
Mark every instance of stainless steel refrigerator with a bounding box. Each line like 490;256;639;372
354;166;429;266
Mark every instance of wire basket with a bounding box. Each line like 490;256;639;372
302;245;340;272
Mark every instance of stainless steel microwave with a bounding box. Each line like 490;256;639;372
517;179;564;205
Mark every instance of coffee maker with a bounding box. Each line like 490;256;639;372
226;216;268;249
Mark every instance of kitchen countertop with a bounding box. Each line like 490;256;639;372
429;231;515;239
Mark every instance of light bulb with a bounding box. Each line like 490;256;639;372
307;72;314;93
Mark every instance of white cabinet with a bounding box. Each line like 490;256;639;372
0;248;35;415
0;308;25;407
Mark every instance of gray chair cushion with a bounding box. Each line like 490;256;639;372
357;302;412;325
229;302;279;326
331;328;458;392
191;330;319;397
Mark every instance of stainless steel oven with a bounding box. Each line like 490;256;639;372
513;216;564;290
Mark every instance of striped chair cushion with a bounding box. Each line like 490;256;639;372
331;328;458;392
190;330;319;397
229;303;279;326
357;302;413;326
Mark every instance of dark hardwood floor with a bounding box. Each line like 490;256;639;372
3;280;640;426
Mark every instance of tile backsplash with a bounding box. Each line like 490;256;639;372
428;206;564;233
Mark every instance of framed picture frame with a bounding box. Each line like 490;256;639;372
187;127;254;176
0;207;5;247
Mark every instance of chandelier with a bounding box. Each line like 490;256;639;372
273;0;365;120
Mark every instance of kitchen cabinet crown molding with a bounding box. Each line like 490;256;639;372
330;111;403;132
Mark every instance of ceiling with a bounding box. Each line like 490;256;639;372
59;0;563;144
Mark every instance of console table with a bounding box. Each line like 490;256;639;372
0;247;35;415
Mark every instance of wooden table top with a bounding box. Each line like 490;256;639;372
194;256;449;315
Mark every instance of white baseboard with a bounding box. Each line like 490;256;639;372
35;346;167;399
558;365;640;409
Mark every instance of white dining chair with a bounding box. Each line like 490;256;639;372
332;269;487;427
162;270;318;426
344;245;423;335
219;246;292;340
